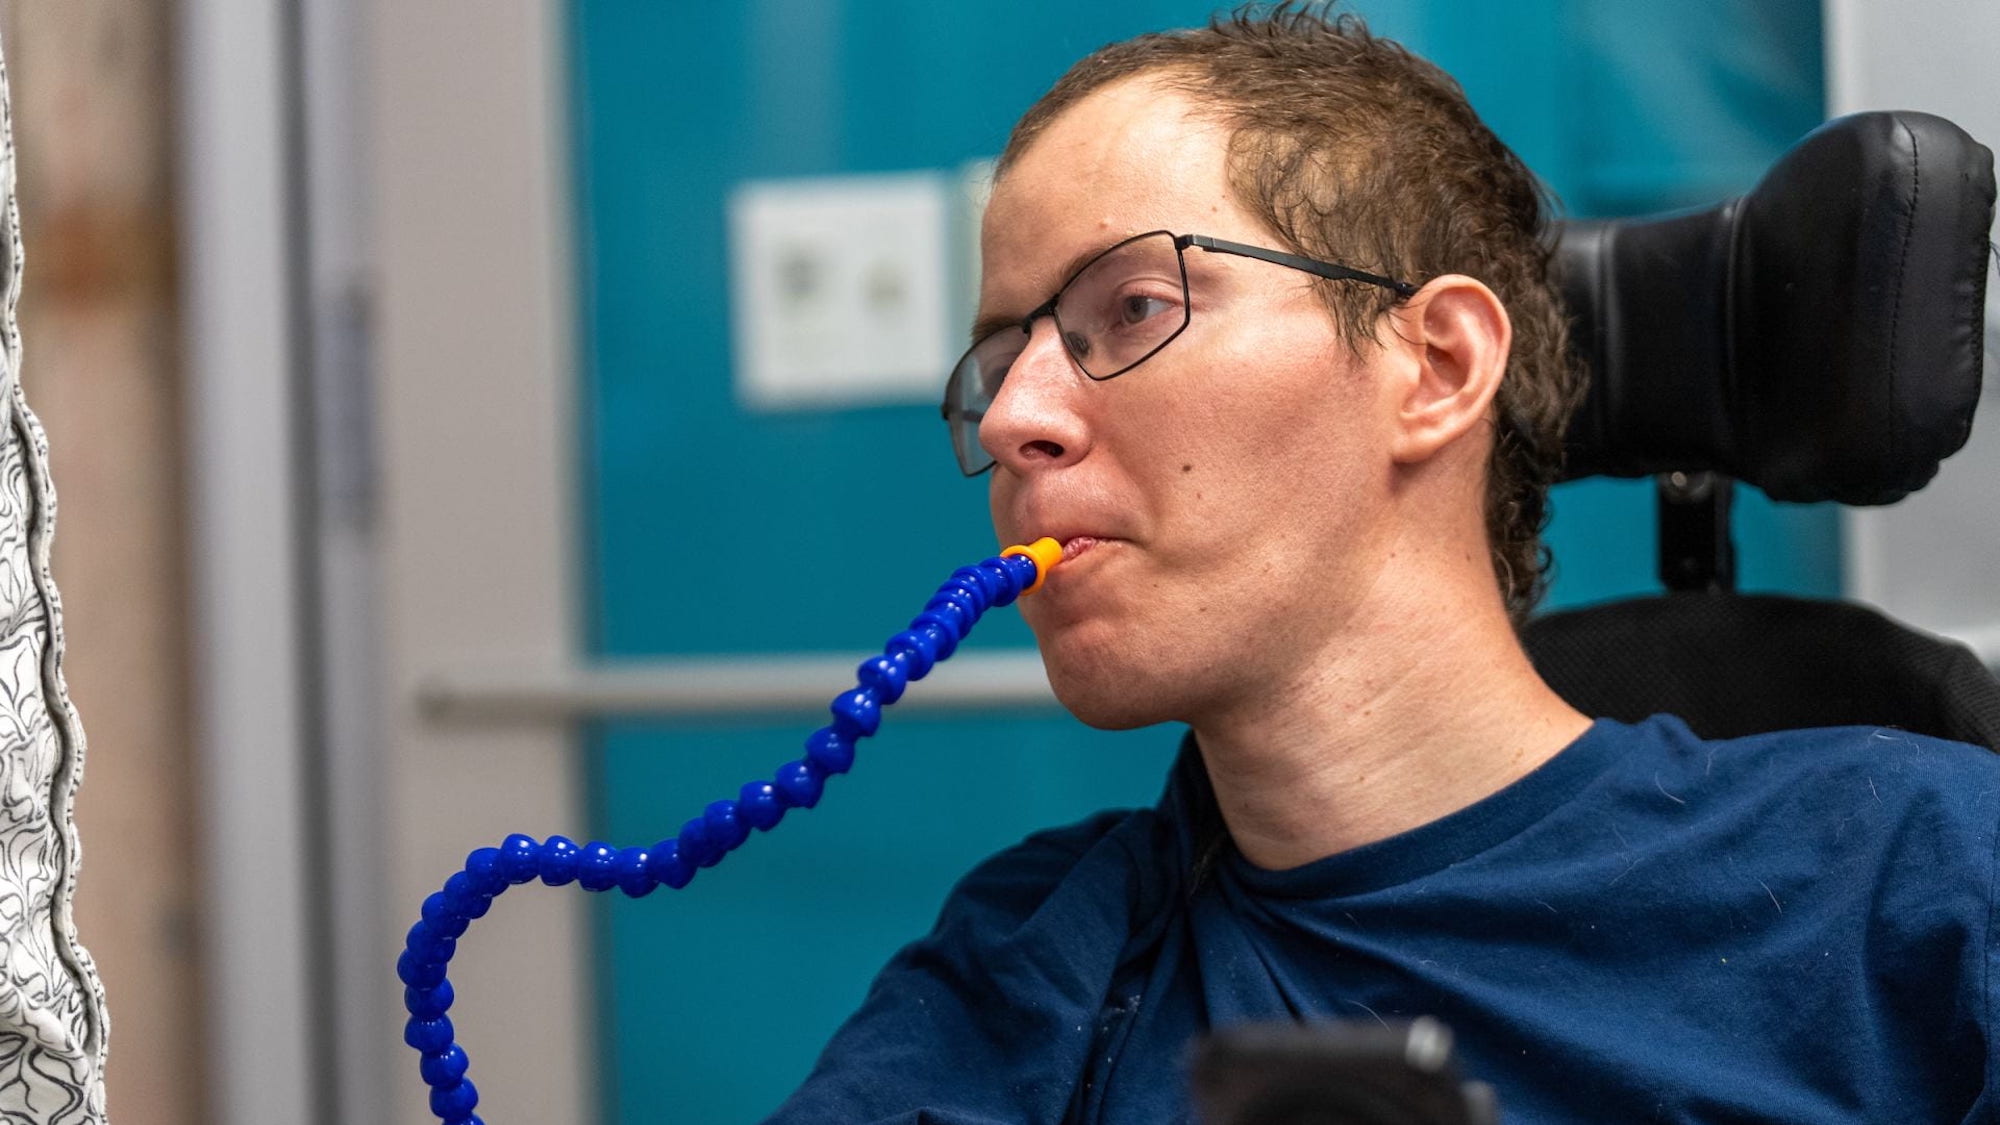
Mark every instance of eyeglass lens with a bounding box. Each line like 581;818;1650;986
943;230;1191;475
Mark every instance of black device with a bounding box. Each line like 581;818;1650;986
1189;1018;1498;1125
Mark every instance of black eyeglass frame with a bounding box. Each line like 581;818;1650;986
941;229;1419;476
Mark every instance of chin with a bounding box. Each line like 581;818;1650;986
1038;642;1180;731
1051;683;1170;731
1024;588;1198;729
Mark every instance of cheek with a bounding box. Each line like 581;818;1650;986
1139;342;1374;507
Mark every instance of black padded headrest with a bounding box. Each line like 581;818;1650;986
1552;111;1995;504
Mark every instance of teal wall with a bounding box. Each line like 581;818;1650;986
567;2;1829;1120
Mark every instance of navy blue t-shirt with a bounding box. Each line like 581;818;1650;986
766;717;2000;1123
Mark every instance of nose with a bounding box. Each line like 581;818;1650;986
978;317;1092;474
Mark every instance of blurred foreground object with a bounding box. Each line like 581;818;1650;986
1190;1020;1496;1125
0;24;110;1125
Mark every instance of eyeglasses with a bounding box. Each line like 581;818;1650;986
940;229;1417;476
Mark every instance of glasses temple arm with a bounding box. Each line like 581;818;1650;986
1184;234;1418;299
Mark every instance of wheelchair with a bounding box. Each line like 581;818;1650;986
1526;109;2000;753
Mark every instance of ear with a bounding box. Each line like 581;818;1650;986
1384;274;1511;465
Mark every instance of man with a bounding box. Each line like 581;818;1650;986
768;6;1998;1122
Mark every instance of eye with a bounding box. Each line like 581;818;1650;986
1117;293;1175;326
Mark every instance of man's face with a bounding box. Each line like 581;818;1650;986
978;77;1405;730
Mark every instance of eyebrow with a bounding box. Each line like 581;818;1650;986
967;308;1021;345
967;234;1139;344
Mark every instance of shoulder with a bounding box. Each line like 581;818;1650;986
766;808;1167;1122
925;740;1220;946
1606;714;2000;802
1739;722;2000;869
924;806;1162;950
1569;717;1999;956
1713;719;1997;768
1598;715;2000;891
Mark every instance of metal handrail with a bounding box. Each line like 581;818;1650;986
417;627;1999;726
417;650;1061;723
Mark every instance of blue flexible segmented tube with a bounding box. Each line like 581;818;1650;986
398;539;1064;1125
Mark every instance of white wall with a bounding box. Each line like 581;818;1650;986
366;5;588;1125
1828;0;2000;665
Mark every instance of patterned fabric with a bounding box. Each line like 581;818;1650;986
0;28;111;1125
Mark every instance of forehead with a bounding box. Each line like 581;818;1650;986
980;78;1249;298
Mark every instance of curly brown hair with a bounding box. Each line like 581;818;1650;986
996;2;1582;621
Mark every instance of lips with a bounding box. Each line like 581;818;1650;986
1004;503;1125;570
1061;536;1106;562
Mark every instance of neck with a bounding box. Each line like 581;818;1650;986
1191;548;1590;871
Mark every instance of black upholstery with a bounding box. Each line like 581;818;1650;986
1553;112;1992;504
1530;594;2000;748
1526;111;2000;750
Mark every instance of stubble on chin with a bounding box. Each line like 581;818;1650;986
1035;632;1179;731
